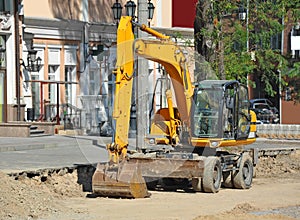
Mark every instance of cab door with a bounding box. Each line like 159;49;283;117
236;85;251;139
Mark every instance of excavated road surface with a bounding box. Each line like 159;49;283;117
0;136;299;219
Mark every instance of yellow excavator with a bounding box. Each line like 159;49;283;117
92;16;257;198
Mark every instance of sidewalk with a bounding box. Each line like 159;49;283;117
0;135;111;152
0;135;112;173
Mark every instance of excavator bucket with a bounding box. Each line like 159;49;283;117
92;160;150;198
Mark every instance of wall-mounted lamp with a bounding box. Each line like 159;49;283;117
89;44;104;56
0;47;6;67
238;5;247;21
285;87;292;101
20;49;42;72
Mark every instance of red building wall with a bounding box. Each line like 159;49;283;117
281;101;300;124
172;0;198;28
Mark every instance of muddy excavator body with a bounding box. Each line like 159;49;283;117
92;16;257;198
92;155;205;198
92;161;149;198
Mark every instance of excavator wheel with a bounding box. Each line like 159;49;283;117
222;171;233;188
144;177;159;190
232;154;253;189
191;177;202;192
161;178;189;191
202;157;222;193
92;160;150;198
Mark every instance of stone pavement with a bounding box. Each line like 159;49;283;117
0;135;110;152
0;135;114;173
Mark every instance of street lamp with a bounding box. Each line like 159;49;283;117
148;0;155;20
112;0;155;25
125;0;136;18
111;0;123;20
20;49;42;72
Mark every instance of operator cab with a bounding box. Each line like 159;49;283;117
192;80;252;141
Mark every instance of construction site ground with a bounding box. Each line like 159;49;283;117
0;135;299;220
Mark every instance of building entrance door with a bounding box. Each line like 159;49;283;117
31;75;40;119
0;71;4;122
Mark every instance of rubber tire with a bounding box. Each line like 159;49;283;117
161;178;177;191
253;166;257;178
191;177;202;192
232;154;253;189
222;171;233;188
161;178;189;191
202;157;222;193
144;177;158;190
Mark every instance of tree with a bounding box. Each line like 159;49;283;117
194;0;300;101
194;0;230;80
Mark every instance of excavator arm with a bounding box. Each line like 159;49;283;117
108;16;194;162
134;38;194;126
92;16;200;198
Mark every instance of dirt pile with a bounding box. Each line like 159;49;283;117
0;171;57;219
194;203;296;220
255;151;300;178
0;168;85;220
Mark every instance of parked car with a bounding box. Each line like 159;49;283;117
250;99;279;114
250;99;279;124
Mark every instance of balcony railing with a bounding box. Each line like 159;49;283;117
45;103;82;129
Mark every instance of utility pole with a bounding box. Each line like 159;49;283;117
136;0;148;150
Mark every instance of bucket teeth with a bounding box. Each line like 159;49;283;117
92;161;150;198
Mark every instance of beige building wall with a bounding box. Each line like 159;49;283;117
23;0;170;25
153;0;172;28
128;0;172;28
89;0;129;23
24;0;83;20
23;0;54;18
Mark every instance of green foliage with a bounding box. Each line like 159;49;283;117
284;62;300;103
288;62;300;78
194;0;300;100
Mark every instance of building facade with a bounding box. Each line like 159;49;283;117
21;0;120;134
2;0;196;135
4;0;298;133
0;1;17;122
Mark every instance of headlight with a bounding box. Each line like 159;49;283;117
210;141;220;148
149;138;155;145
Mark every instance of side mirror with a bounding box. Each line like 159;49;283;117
226;97;234;109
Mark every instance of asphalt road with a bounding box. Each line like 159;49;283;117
0;135;299;173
